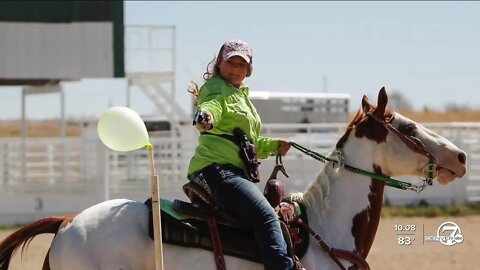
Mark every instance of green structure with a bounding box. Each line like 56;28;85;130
0;0;124;78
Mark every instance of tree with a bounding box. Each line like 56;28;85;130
445;102;470;112
388;90;413;111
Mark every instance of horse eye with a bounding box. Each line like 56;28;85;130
403;124;417;136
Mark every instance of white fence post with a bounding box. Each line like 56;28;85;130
2;142;10;192
96;140;110;201
47;143;54;185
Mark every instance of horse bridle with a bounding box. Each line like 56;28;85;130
366;111;437;185
286;111;440;270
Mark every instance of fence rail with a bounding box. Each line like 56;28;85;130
1;122;480;205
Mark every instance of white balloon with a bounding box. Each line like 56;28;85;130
97;106;150;152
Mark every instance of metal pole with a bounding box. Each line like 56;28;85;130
171;26;178;181
60;86;66;186
323;75;328;93
126;77;132;108
21;87;27;183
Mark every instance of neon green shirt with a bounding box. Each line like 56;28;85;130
187;76;279;176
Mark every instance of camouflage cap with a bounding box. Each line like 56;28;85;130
222;39;253;64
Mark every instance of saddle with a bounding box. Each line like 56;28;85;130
177;182;248;230
179;181;255;269
144;183;263;264
145;164;308;269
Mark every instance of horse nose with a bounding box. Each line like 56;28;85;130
458;152;467;165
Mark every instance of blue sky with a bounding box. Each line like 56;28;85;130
1;1;479;120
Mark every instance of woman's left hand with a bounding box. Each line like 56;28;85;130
277;140;291;156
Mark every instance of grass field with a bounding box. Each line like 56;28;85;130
0;121;81;137
1;109;480;138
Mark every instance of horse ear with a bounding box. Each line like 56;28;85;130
375;87;388;115
362;95;373;113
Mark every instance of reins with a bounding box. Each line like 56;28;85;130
295;218;370;270
290;142;432;192
289;112;437;193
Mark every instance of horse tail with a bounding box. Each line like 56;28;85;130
0;215;74;270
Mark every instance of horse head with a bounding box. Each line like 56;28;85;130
338;87;466;185
304;87;470;267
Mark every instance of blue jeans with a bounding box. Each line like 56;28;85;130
190;164;294;270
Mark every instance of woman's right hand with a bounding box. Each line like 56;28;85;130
277;140;291;156
194;111;213;131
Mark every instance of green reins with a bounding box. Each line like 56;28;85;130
289;142;435;193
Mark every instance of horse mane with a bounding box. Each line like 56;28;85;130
301;166;332;230
301;105;393;230
297;109;369;230
335;104;394;150
348;109;366;129
336;109;365;149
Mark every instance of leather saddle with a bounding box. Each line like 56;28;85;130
144;164;305;267
174;182;249;230
144;182;264;263
173;163;289;232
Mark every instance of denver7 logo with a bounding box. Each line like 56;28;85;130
437;221;464;246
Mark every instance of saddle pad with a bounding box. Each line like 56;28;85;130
145;197;261;262
160;198;188;221
161;207;262;262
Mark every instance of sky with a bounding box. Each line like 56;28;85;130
1;1;479;120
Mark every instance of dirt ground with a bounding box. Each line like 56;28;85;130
1;216;479;270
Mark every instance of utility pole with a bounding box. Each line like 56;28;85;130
322;75;328;93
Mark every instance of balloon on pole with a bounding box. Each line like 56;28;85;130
97;106;150;151
97;106;164;270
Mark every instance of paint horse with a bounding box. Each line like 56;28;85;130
0;88;467;270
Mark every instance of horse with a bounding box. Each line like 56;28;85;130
0;88;467;270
